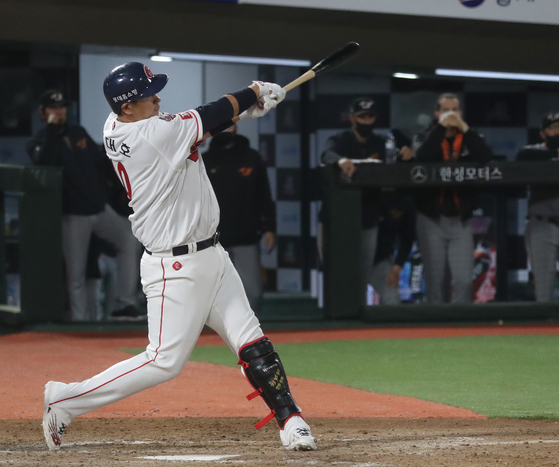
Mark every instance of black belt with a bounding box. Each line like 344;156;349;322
145;232;220;256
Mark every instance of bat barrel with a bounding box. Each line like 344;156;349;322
312;42;360;76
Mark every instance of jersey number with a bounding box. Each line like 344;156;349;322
116;162;132;200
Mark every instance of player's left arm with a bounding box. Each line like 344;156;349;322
197;82;285;140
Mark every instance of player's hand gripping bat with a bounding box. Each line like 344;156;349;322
283;42;360;92
235;42;360;122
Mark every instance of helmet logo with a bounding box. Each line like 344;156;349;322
144;65;154;79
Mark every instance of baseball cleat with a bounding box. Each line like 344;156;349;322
110;306;147;321
280;416;317;451
42;381;68;451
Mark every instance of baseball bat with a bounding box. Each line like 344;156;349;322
283;42;360;92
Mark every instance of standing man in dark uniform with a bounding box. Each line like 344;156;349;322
203;124;276;315
321;97;387;305
516;112;559;302
27;90;142;321
414;93;493;304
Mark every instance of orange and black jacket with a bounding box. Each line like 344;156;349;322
415;123;493;221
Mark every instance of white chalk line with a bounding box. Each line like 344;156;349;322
139;454;240;461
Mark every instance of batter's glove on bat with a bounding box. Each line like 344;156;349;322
239;95;277;120
252;81;286;104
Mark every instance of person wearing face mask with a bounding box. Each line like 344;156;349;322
321;97;391;306
413;93;493;304
203;124;276;315
27;90;144;321
516;112;559;302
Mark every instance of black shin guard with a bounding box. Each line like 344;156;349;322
238;337;301;429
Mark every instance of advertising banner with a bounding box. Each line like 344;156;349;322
240;0;558;26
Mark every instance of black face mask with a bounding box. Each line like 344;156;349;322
355;122;374;138
546;134;559;151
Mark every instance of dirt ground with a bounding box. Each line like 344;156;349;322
1;417;558;466
3;325;559;466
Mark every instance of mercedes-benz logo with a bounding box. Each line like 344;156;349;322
411;166;428;183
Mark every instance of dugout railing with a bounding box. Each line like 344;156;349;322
321;161;559;322
0;165;64;326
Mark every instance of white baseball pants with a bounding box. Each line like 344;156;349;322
48;243;263;422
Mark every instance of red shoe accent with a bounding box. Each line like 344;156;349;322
255;411;276;430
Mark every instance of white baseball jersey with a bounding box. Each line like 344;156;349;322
103;110;219;252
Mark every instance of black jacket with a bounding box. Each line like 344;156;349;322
516;143;559;208
27;123;108;216
415;124;493;221
321;129;387;229
203;133;275;248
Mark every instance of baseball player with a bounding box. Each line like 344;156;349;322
42;62;317;452
516;112;559;302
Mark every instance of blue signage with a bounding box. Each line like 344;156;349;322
459;0;486;7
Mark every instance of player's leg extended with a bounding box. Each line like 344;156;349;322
43;247;221;450
206;245;317;451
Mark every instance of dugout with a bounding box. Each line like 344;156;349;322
321;162;559;322
0;165;63;326
0;0;558;325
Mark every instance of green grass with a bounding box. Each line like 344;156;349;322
123;334;559;419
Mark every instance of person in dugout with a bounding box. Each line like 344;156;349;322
413;93;493;304
516;112;559;302
203;124;276;316
27;90;143;321
321;97;414;306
